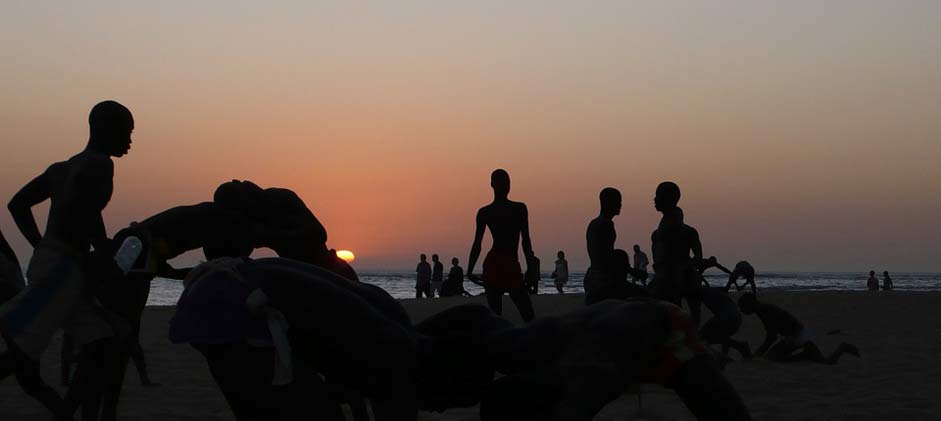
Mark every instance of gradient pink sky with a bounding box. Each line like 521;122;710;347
1;1;939;271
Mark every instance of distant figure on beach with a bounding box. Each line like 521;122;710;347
466;169;536;322
214;180;358;281
418;300;751;420
739;293;860;364
650;182;704;325
699;287;751;361
416;254;433;298
431;254;444;297
551;251;568;294
0;101;134;420
632;244;649;285
524;255;540;295
867;270;879;291
726;261;757;294
441;257;470;297
584;188;648;305
882;271;893;291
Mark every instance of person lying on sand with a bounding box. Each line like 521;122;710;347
417;300;752;421
170;257;416;421
738;293;860;364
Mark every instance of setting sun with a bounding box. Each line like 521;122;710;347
336;250;355;263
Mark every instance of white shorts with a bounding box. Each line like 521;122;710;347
0;242;116;359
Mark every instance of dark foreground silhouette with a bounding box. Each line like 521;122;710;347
418;301;752;420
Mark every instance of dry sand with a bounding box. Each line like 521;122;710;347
2;291;940;420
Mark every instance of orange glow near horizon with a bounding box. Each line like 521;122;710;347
0;2;939;271
336;250;355;263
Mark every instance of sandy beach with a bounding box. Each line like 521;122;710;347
2;291;940;420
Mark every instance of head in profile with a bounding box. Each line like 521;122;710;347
633;244;641;253
420;254;427;262
214;179;265;215
432;254;439;263
738;292;758;314
599;187;622;218
89;100;134;157
490;169;510;197
654;181;681;213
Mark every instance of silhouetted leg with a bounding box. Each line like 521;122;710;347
507;288;535;322
196;344;275;420
65;337;120;420
1;335;70;419
128;341;156;385
60;334;74;386
485;287;504;316
671;356;751;420
555;285;563;294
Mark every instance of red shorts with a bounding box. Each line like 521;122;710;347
639;302;706;385
481;250;523;290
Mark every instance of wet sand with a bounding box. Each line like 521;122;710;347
2;291;940;420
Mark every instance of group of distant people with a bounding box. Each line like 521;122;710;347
414;254;470;298
867;270;893;291
0;102;867;421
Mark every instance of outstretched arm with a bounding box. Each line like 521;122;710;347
466;209;486;278
8;170;52;247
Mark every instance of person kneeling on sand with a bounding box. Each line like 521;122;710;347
417;300;752;421
738;293;860;364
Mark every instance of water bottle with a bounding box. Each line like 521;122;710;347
113;236;143;274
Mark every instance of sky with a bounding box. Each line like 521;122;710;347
1;1;939;272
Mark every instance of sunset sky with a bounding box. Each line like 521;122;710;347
1;1;939;271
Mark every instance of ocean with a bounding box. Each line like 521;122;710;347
145;270;941;306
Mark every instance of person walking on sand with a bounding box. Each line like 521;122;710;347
631;244;649;285
882;271;893;291
431;254;444;298
551;251;569;294
0;101;134;420
416;254;432;298
466;169;536;322
867;270;879;291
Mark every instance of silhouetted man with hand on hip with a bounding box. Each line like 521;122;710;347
0;101;134;420
584;188;648;305
467;169;536;322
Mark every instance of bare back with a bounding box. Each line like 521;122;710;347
24;151;114;253
478;200;527;255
